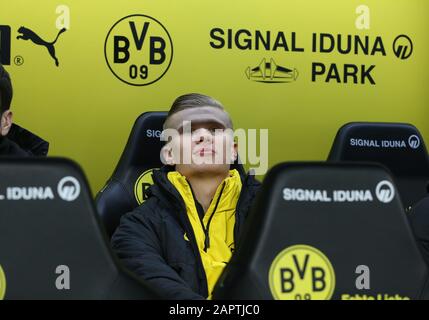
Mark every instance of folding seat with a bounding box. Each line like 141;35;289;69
95;112;167;237
0;158;159;299
328;122;429;210
213;162;428;300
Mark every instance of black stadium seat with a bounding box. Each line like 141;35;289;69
213;162;429;300
96;112;167;237
328;122;429;210
0;158;159;299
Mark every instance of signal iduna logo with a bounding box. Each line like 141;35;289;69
269;244;335;300
375;180;395;204
104;14;173;86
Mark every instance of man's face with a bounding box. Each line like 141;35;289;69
164;120;237;177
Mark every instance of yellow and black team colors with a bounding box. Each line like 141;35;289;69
111;164;260;299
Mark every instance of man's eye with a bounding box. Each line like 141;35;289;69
211;128;225;133
190;127;224;135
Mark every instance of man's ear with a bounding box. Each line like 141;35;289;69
161;143;175;166
231;141;238;163
0;110;13;136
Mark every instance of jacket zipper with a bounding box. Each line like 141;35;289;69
190;181;226;252
202;182;226;252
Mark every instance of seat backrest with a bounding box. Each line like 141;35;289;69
328;122;429;209
0;158;159;299
213;162;428;300
96;112;167;237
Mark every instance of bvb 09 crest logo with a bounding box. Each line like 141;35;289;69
104;14;173;86
269;245;335;300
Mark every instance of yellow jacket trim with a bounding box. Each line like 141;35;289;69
167;169;242;298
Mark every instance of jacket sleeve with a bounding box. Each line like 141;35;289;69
111;206;204;300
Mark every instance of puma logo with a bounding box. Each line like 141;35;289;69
17;26;67;66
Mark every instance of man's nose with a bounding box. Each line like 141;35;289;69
194;129;213;144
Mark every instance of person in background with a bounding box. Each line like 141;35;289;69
0;64;49;156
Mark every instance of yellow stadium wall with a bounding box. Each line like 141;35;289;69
1;0;428;194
